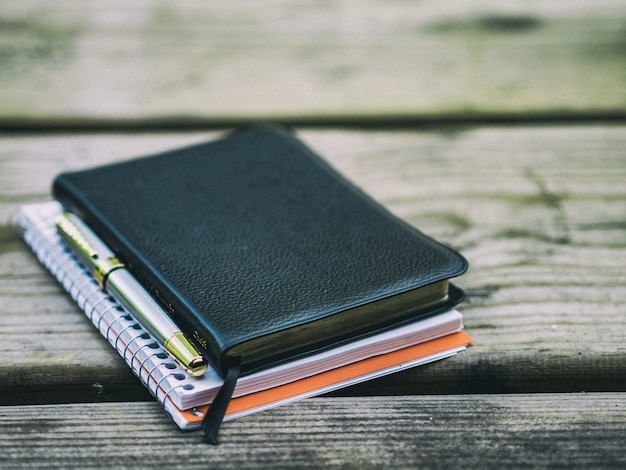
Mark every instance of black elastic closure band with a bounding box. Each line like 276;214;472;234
202;360;241;445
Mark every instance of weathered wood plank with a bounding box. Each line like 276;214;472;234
1;127;625;403
0;1;625;125
0;394;625;468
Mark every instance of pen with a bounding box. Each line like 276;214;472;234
55;211;208;377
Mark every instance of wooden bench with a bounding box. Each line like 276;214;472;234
1;1;625;467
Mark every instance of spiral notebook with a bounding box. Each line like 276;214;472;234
14;201;472;430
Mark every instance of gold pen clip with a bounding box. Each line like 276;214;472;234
55;212;124;286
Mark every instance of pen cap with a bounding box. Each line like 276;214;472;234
166;333;208;377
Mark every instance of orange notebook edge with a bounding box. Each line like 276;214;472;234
170;330;473;429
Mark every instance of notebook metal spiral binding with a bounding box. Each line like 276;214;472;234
16;203;207;413
123;333;151;364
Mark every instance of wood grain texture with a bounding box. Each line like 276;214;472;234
0;0;625;126
0;394;625;468
1;126;625;404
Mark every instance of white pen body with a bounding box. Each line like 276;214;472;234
56;211;208;376
105;268;177;343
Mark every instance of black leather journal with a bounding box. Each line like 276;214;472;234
53;127;467;440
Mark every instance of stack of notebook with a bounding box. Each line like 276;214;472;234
14;128;472;442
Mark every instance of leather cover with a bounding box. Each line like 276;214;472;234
53;127;468;376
